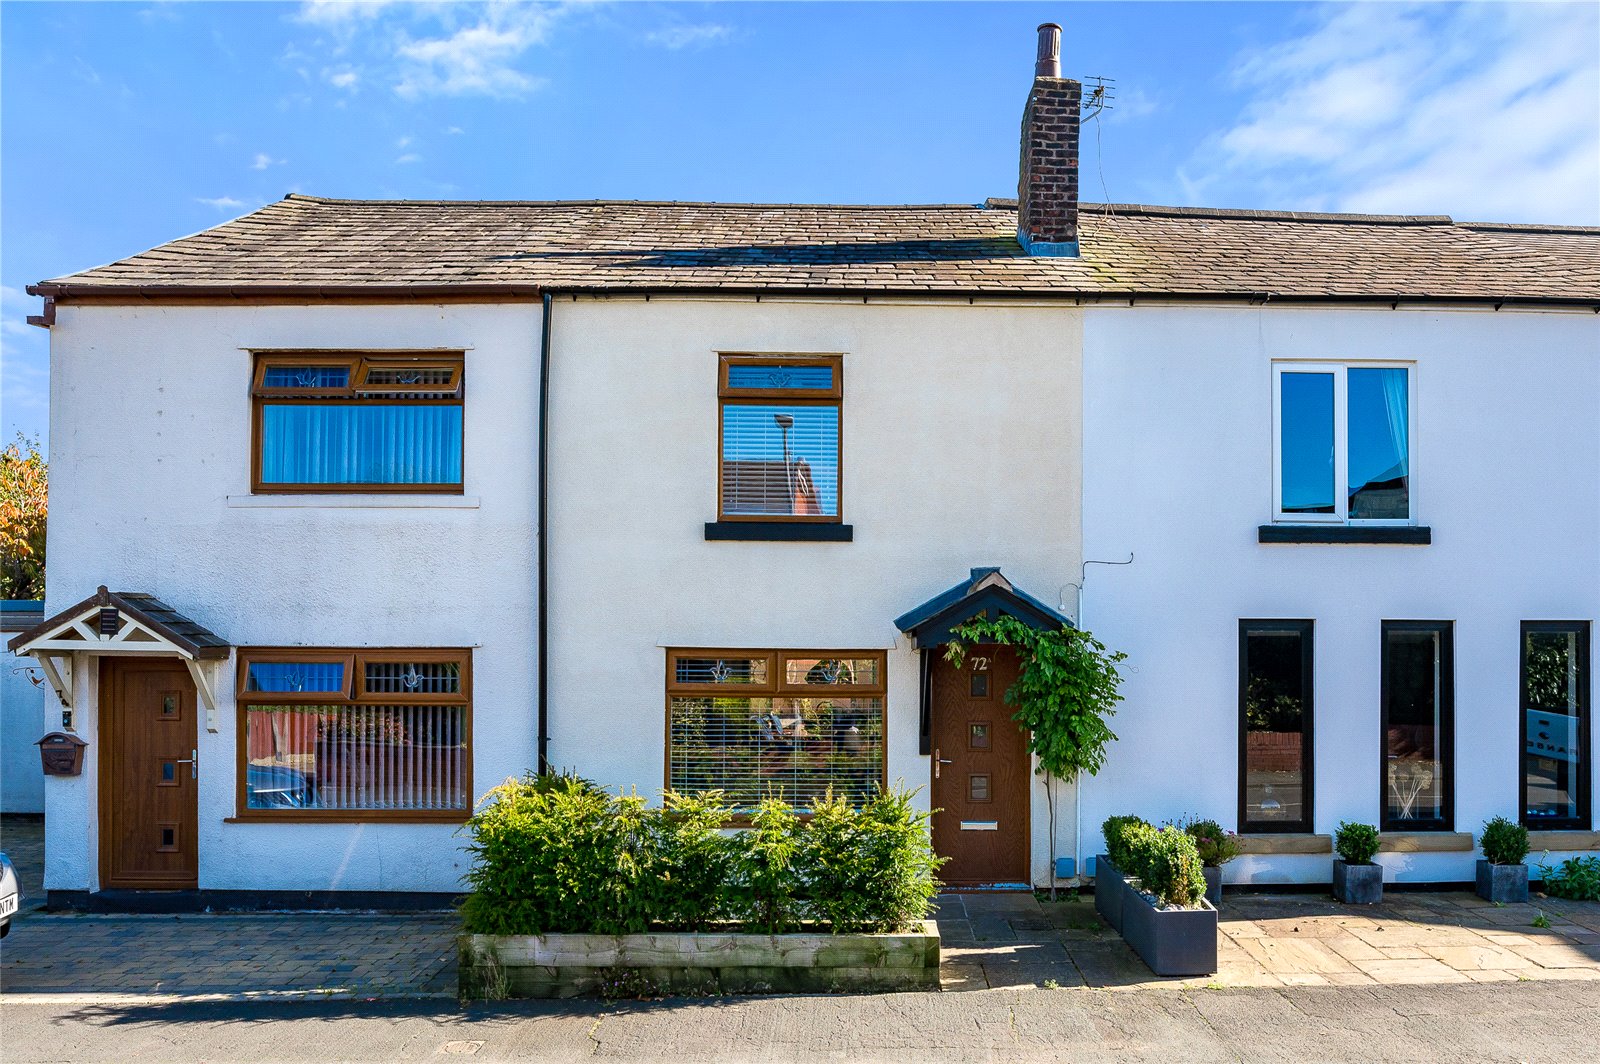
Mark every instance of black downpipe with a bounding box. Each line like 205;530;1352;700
536;291;553;774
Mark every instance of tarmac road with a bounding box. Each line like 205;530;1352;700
4;980;1598;1063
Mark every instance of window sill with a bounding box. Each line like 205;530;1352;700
228;495;480;509
1259;524;1431;545
1379;832;1473;853
1529;830;1600;852
1235;833;1332;855
224;814;469;824
704;521;853;542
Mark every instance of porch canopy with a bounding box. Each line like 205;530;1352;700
894;567;1072;649
8;586;230;727
895;568;1073;754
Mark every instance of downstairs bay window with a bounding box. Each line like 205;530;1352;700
666;648;885;811
236;648;471;820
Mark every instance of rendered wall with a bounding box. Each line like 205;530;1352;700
38;302;543;893
1081;304;1600;884
545;297;1084;885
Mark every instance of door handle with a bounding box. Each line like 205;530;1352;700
174;749;197;778
934;748;953;779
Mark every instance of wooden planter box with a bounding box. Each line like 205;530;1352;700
459;922;941;999
1476;860;1529;904
1120;889;1218;977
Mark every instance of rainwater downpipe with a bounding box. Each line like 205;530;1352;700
536;290;554;774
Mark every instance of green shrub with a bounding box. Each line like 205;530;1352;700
1124;826;1206;908
727;797;803;933
1101;814;1151;873
1540;856;1600;901
1479;817;1530;866
798;788;943;934
1335;821;1380;865
1180;817;1240;868
647;790;737;930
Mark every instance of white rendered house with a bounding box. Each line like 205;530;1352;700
12;25;1598;906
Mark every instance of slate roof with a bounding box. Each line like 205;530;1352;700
30;194;1600;305
7;586;230;659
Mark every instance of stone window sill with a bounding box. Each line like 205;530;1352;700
1378;832;1474;853
1259;525;1431;545
1236;833;1332;855
228;495;480;509
1529;830;1600;852
704;521;853;542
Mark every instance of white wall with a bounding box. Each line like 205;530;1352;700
39;302;543;893
1;645;46;813
1081;304;1600;883
546;297;1083;884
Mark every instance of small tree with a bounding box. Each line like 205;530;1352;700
945;616;1126;897
0;434;47;600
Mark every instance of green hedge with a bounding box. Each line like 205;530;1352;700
1101;814;1207;908
460;776;941;936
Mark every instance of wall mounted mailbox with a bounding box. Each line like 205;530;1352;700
37;731;87;777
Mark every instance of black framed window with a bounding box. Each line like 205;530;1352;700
1239;620;1314;833
1522;622;1591;830
1381;621;1454;831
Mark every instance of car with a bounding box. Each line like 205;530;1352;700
0;852;19;937
246;764;315;809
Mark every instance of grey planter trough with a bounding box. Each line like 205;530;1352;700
459;923;940;999
1333;860;1383;904
1119;888;1218;976
1202;866;1223;908
1476;860;1529;904
1093;854;1128;932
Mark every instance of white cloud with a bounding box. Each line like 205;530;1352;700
643;23;732;51
443;125;464;135
396;134;413;149
1196;2;1600;223
196;196;245;211
250;152;284;170
395;152;422;164
290;1;566;101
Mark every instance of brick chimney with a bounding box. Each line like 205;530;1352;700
1017;23;1081;257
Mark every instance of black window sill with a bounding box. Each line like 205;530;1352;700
1259;524;1431;545
705;521;853;542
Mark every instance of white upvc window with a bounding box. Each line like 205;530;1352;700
1272;362;1416;525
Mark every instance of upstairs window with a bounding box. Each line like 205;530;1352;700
1274;363;1412;523
251;351;464;493
718;355;842;522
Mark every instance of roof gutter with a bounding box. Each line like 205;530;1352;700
26;282;1600;311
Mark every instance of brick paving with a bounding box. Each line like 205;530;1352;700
935;888;1600;991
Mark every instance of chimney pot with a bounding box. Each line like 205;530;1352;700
1035;23;1062;78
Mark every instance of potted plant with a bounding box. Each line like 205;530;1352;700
1332;821;1383;904
1476;816;1530;903
1094;815;1149;933
1181;817;1240;908
1117;823;1218;976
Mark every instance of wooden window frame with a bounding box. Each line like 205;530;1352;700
1380;620;1454;832
250;350;466;496
1520;621;1592;831
234;646;472;823
664;647;888;818
1238;620;1316;835
716;353;844;524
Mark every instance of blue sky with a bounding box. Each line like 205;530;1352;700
4;1;1597;449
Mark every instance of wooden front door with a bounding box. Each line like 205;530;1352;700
930;647;1031;886
100;658;199;889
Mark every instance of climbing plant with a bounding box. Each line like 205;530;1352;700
945;615;1127;896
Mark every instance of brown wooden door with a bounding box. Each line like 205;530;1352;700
100;659;199;889
930;647;1031;886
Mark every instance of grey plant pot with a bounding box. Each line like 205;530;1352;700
1476;860;1529;904
1202;865;1223;908
1120;889;1218;976
1333;860;1383;904
1094;855;1125;933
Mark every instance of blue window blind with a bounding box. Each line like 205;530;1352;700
247;661;347;694
721;404;839;517
726;363;835;391
260;405;463;487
